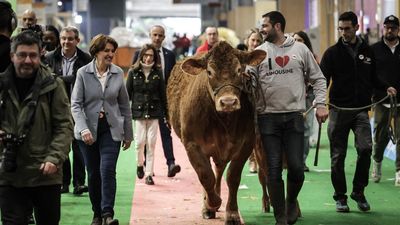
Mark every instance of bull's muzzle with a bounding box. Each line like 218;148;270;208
217;95;241;112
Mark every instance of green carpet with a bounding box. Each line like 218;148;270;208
58;124;400;225
60;147;136;225
238;127;400;225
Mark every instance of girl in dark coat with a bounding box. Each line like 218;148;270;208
126;44;167;185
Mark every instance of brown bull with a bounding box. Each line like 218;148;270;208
167;41;266;225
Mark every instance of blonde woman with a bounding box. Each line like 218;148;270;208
244;28;263;173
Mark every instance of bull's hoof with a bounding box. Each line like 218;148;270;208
262;204;271;213
202;210;216;219
261;202;271;213
225;219;242;225
225;211;241;225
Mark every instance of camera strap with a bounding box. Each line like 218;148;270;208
21;76;54;137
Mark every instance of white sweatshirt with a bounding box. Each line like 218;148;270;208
250;35;327;114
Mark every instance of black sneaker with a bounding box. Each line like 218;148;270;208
336;198;350;212
167;164;181;177
61;185;69;194
137;166;144;179
73;185;89;195
350;192;370;212
145;176;154;185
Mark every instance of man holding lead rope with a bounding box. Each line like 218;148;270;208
320;11;396;213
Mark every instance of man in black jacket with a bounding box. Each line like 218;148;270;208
132;25;181;178
320;11;395;213
45;26;92;195
0;0;17;72
370;15;400;187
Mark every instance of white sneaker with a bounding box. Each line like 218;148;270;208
371;161;382;183
395;171;400;187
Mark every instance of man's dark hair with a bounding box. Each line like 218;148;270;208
0;0;17;33
339;11;358;26
262;11;286;32
10;30;42;53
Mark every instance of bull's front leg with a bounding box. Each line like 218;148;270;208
213;158;227;207
225;150;249;225
185;142;222;219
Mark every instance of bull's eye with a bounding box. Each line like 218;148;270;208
207;70;212;77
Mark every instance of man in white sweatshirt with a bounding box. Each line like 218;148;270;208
251;11;328;225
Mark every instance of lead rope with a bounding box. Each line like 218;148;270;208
388;95;398;144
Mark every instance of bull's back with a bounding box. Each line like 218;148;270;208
167;61;192;139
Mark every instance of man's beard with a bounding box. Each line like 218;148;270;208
385;34;397;42
264;30;277;43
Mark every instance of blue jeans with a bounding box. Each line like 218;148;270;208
78;118;121;218
328;109;372;200
258;112;305;183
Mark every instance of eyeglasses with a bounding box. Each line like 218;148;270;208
143;53;154;58
337;27;352;32
14;52;39;60
384;25;399;30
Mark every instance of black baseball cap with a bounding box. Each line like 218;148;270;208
384;15;399;26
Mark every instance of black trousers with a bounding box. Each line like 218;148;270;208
0;184;61;225
63;139;86;187
328;109;372;200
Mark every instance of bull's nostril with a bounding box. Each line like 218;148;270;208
221;98;237;106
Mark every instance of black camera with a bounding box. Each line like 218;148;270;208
0;133;24;172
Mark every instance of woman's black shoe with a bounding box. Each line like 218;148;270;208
145;176;154;185
137;166;144;179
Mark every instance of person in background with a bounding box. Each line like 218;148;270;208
42;25;60;53
21;9;37;29
0;30;73;225
126;44;167;185
132;25;181;178
0;0;17;72
370;15;400;187
244;28;263;173
45;26;92;195
293;30;318;172
71;34;133;225
320;11;396;213
196;26;219;54
253;11;328;225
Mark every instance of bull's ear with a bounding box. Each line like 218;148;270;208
181;58;206;75
237;49;267;66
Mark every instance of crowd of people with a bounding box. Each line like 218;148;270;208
0;1;400;225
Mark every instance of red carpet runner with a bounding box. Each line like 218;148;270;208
130;130;243;225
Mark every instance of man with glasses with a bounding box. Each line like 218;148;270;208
45;26;92;195
320;11;396;213
0;30;73;224
370;15;400;187
196;26;219;54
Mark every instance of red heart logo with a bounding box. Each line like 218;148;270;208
275;55;290;68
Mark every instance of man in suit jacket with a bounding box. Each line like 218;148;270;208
132;25;181;177
45;26;92;195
